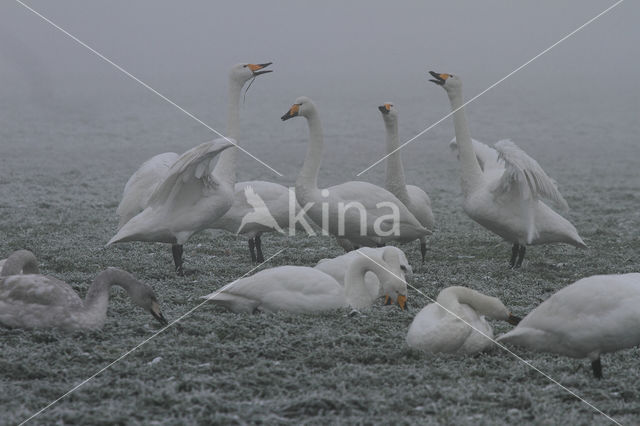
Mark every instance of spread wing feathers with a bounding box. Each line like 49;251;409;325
147;139;233;206
493;140;569;213
450;137;504;172
116;152;179;228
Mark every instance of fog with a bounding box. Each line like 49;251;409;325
1;1;637;100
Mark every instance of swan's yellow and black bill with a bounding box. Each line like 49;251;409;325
384;294;407;310
281;104;300;121
378;103;392;114
507;313;521;325
397;294;407;310
150;301;169;326
429;71;449;85
248;62;273;76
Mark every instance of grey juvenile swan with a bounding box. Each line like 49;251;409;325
0;264;168;330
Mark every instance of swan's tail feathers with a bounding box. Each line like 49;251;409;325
493;139;569;213
497;327;547;349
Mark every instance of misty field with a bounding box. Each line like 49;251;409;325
1;95;639;425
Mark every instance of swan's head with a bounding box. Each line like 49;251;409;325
229;62;273;84
381;276;408;310
476;295;521;325
428;71;462;92
378;102;398;123
281;96;315;121
126;276;169;326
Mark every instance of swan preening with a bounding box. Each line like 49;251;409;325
112;62;274;272
202;252;408;313
281;96;430;248
0;250;40;276
379;102;435;262
406;286;520;354
315;246;411;306
429;71;586;267
0;263;168;330
498;273;640;378
108;138;235;272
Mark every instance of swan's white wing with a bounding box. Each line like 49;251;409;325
116;152;178;228
147;139;234;208
492;140;569;242
493;140;568;209
450;137;504;172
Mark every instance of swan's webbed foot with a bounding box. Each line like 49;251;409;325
248;238;257;263
591;358;603;379
255;235;264;263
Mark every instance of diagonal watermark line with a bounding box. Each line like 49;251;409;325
14;0;283;177
354;250;621;425
19;248;286;426
357;0;625;177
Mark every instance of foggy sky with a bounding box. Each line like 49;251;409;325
0;0;637;102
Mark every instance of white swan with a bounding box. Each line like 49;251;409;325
107;138;235;269
114;62;273;272
315;246;411;305
0;267;168;330
406;286;520;354
0;250;39;276
281;96;430;248
429;72;586;267
449;137;504;180
379;102;435;262
202;253;408;313
498;273;640;378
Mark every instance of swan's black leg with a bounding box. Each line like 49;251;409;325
515;245;526;268
172;244;185;276
255;235;264;263
248;238;256;263
420;241;427;263
591;358;603;379
509;243;519;268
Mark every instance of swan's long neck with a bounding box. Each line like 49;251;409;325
1;250;39;276
447;90;484;196
82;268;138;328
344;256;385;309
213;78;244;185
296;108;323;192
383;117;410;203
437;286;505;319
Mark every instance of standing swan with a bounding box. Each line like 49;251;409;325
0;267;168;330
281;97;430;248
498;273;640;379
406;286;520;354
0;250;39;276
107;138;235;273
114;62;273;272
202;254;408;313
379;103;435;262
429;72;586;267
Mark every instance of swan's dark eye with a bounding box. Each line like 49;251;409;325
243;65;248;68
400;265;407;272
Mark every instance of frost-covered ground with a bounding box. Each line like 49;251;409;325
1;84;639;425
